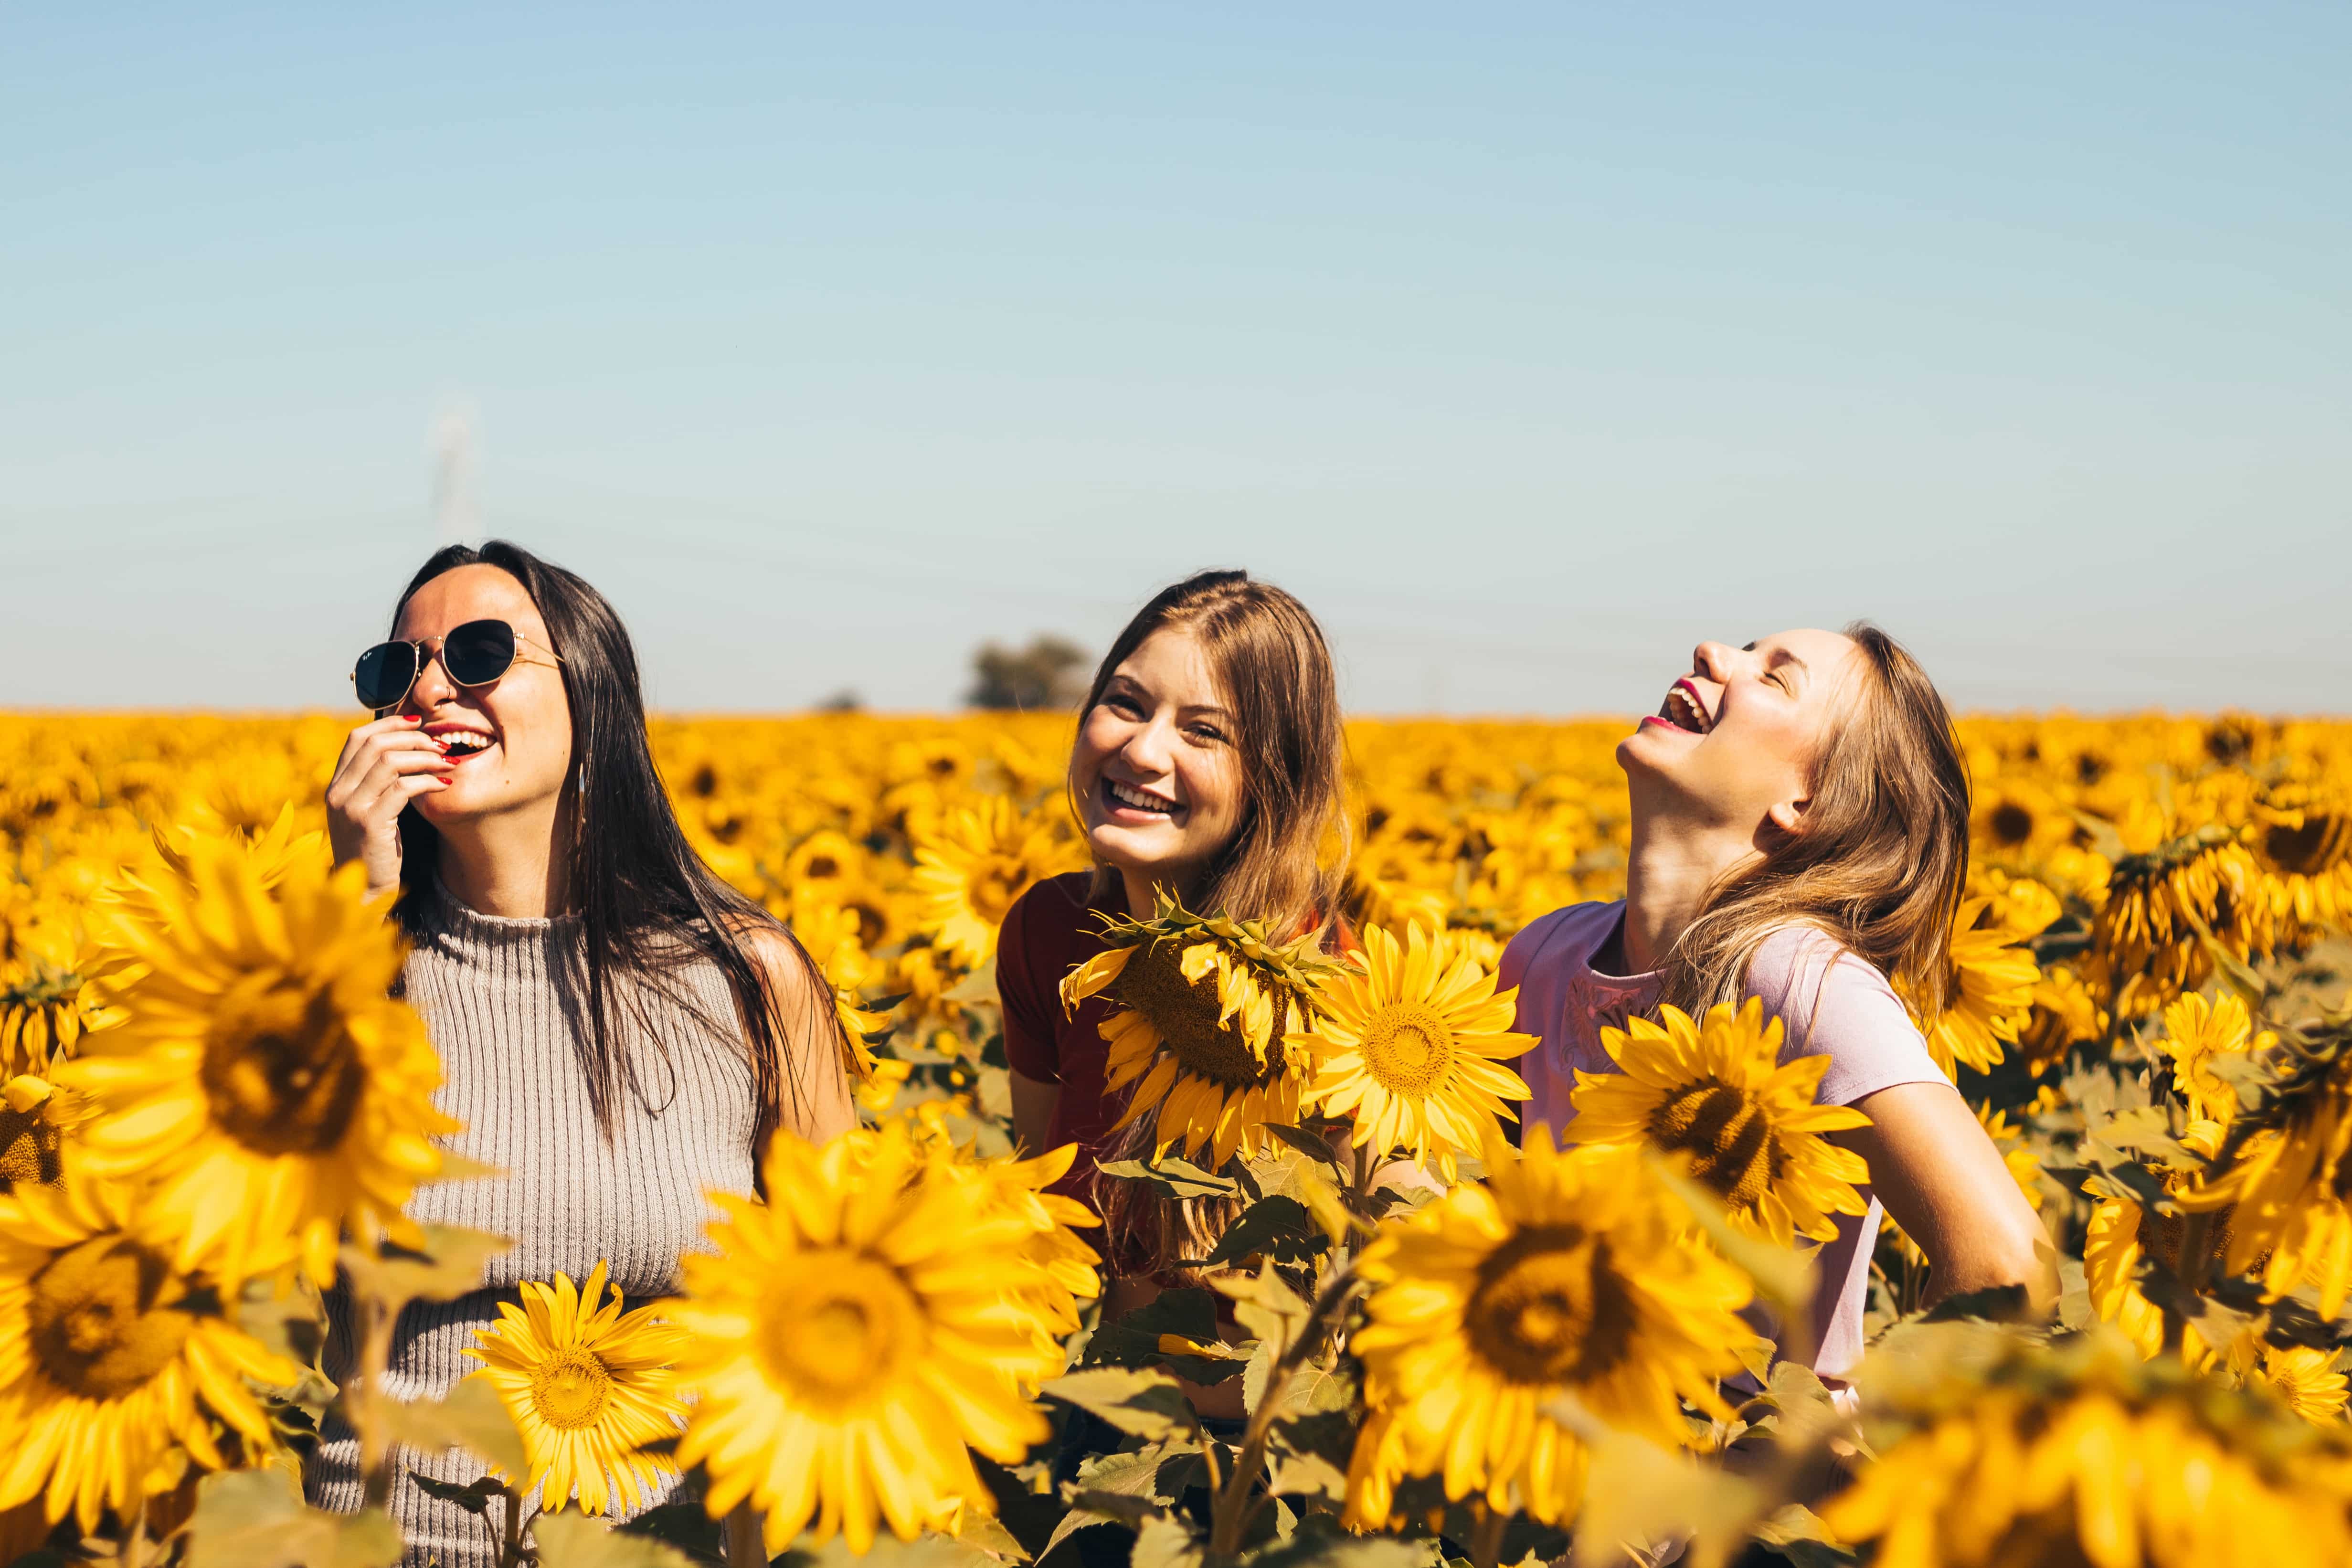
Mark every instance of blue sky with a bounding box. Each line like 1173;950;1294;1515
4;3;2346;713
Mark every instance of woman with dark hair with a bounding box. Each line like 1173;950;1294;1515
1504;625;2055;1383
312;541;852;1564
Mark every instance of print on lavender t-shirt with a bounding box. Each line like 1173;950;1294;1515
1497;900;1946;1379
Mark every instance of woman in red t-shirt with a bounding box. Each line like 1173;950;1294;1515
999;569;1348;1207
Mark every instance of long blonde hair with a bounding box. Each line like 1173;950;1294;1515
1658;622;1970;1017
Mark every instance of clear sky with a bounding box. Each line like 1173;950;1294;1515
5;3;2346;715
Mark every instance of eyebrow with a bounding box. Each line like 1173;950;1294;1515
1107;674;1233;721
1744;642;1811;678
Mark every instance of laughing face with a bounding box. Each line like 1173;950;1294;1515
393;564;574;827
1071;627;1248;903
1617;628;1868;838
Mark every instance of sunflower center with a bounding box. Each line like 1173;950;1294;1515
0;1105;61;1186
761;1256;925;1407
2266;813;2351;878
201;981;368;1157
28;1235;201;1400
1989;802;2035;847
1360;1003;1454;1098
1645;1081;1782;1210
966;855;1029;926
529;1347;614;1430
1113;943;1283;1089
1463;1225;1635;1387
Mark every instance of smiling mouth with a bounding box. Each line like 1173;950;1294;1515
1102;778;1179;817
434;730;497;763
1653;681;1715;736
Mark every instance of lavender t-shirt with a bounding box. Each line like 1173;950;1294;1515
1498;901;1945;1378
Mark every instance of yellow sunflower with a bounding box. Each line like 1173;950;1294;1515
1823;1324;2352;1568
2253;784;2352;932
908;796;1080;967
2089;800;2271;1020
2158;991;2265;1123
0;1169;301;1533
463;1261;688;1516
54;838;457;1287
2177;1030;2352;1318
670;1119;1073;1555
0;941;117;1079
1905;897;2042;1079
1343;1133;1753;1529
1062;896;1340;1170
1292;921;1532;1182
788;895;887;1084
2255;1344;2348;1424
1568;998;1872;1248
0;1073;88;1191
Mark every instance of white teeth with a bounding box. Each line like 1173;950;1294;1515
1663;687;1711;734
1108;780;1175;814
439;732;493;754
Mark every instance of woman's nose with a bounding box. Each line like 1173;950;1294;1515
1692;641;1738;682
407;644;457;710
1120;718;1176;773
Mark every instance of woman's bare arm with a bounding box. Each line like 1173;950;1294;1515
1009;1068;1061;1158
746;929;857;1146
1835;1079;2057;1315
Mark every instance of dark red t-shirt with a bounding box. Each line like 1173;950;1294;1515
999;872;1123;1200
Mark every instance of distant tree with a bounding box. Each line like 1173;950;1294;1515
968;635;1092;710
815;688;864;713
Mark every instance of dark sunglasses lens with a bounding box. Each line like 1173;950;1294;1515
443;620;518;686
353;643;418;709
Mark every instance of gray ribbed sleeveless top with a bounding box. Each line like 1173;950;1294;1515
307;879;759;1568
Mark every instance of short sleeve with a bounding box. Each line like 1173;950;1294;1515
997;882;1065;1084
1744;928;1946;1107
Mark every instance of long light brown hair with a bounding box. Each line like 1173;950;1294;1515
1074;570;1349;1279
1071;570;1349;933
1657;622;1971;1019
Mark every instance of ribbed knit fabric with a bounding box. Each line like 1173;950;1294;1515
306;878;759;1568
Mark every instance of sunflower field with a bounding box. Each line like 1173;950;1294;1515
4;710;2352;1568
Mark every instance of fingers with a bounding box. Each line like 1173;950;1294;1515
347;745;454;822
331;712;425;773
327;719;450;813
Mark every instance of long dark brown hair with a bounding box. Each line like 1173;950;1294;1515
1658;622;1971;1018
1070;569;1349;933
387;540;842;1148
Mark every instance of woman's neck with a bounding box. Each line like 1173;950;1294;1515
1620;801;1755;974
1117;866;1195;922
434;803;572;919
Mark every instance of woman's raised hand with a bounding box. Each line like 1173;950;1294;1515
325;714;452;900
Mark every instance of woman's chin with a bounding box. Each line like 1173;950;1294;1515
1086;823;1192;879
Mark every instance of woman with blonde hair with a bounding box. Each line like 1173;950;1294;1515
1503;625;2054;1379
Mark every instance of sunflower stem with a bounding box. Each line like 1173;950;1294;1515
1468;1501;1511;1568
350;1260;400;1510
499;1486;529;1568
116;1496;148;1568
2165;1208;2215;1358
1205;1261;1358;1561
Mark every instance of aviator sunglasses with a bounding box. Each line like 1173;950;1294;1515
349;619;563;710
